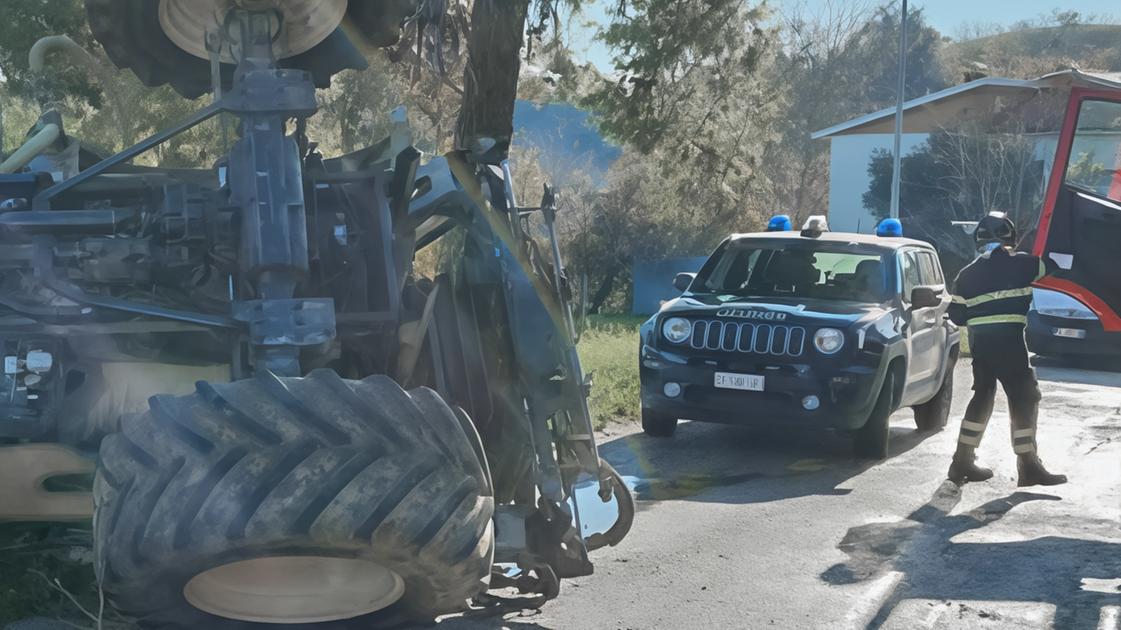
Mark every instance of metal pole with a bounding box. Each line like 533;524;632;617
207;30;230;153
889;0;908;220
580;272;588;337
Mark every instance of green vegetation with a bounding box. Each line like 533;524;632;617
0;472;114;628
0;522;115;628
946;21;1121;79
578;315;645;429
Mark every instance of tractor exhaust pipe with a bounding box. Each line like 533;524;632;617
28;35;100;74
0;36;93;173
0;123;59;174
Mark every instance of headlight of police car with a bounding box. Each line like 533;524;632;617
662;317;691;344
813;328;845;354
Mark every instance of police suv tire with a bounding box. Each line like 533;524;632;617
93;369;494;629
913;355;956;432
854;372;894;459
641;408;677;437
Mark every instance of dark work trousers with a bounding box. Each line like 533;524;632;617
956;326;1042;456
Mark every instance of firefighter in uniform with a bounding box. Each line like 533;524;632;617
946;212;1067;487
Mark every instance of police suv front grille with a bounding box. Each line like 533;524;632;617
688;320;806;357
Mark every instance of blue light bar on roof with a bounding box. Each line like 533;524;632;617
876;218;903;237
767;214;792;231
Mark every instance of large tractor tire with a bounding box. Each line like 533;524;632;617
85;0;417;99
93;369;493;629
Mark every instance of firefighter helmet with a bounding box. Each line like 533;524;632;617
974;212;1017;248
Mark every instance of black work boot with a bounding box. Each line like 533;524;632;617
1017;455;1067;487
947;446;994;485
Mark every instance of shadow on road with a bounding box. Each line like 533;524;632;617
823;484;1121;628
596;413;937;505
1032;355;1121;387
435;612;553;629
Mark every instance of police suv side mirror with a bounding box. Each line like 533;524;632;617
673;272;696;292
910;286;942;309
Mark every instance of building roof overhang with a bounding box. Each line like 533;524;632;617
811;70;1121;140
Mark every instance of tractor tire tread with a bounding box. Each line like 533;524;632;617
95;371;493;629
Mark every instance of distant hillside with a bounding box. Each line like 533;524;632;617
512;100;620;183
945;24;1121;79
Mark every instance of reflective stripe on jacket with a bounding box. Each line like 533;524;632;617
948;247;1046;329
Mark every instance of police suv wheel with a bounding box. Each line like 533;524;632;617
854;372;894;459
914;355;956;432
641;408;677;438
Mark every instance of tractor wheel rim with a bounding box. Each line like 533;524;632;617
158;0;348;63
183;555;405;623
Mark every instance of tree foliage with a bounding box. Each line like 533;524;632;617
0;0;100;107
846;3;948;106
583;0;775;154
863;117;1045;276
760;2;950;222
557;1;787;311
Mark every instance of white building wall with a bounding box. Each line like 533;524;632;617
826;133;928;233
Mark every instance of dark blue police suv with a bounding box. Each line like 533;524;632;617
638;218;961;458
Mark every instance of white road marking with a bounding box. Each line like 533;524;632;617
840;570;903;629
1099;605;1120;630
879;600;1056;629
1083;578;1121;594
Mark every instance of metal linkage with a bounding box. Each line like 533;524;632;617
28;9;329;376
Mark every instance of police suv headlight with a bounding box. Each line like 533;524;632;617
813;328;845;354
662;317;691;344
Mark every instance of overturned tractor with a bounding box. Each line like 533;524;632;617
0;1;632;627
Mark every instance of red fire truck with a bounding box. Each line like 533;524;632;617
1029;78;1121;357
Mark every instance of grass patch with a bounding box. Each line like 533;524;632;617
0;522;118;628
578;315;646;429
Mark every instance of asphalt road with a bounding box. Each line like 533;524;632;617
441;358;1121;630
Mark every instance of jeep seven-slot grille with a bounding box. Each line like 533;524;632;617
688;320;806;357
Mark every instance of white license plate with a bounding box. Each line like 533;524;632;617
714;372;764;391
1052;327;1087;339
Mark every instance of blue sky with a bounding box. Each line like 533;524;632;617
567;1;1120;71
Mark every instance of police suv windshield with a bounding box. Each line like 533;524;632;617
693;243;888;302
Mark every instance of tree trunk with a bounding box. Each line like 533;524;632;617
455;0;529;161
588;263;622;314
